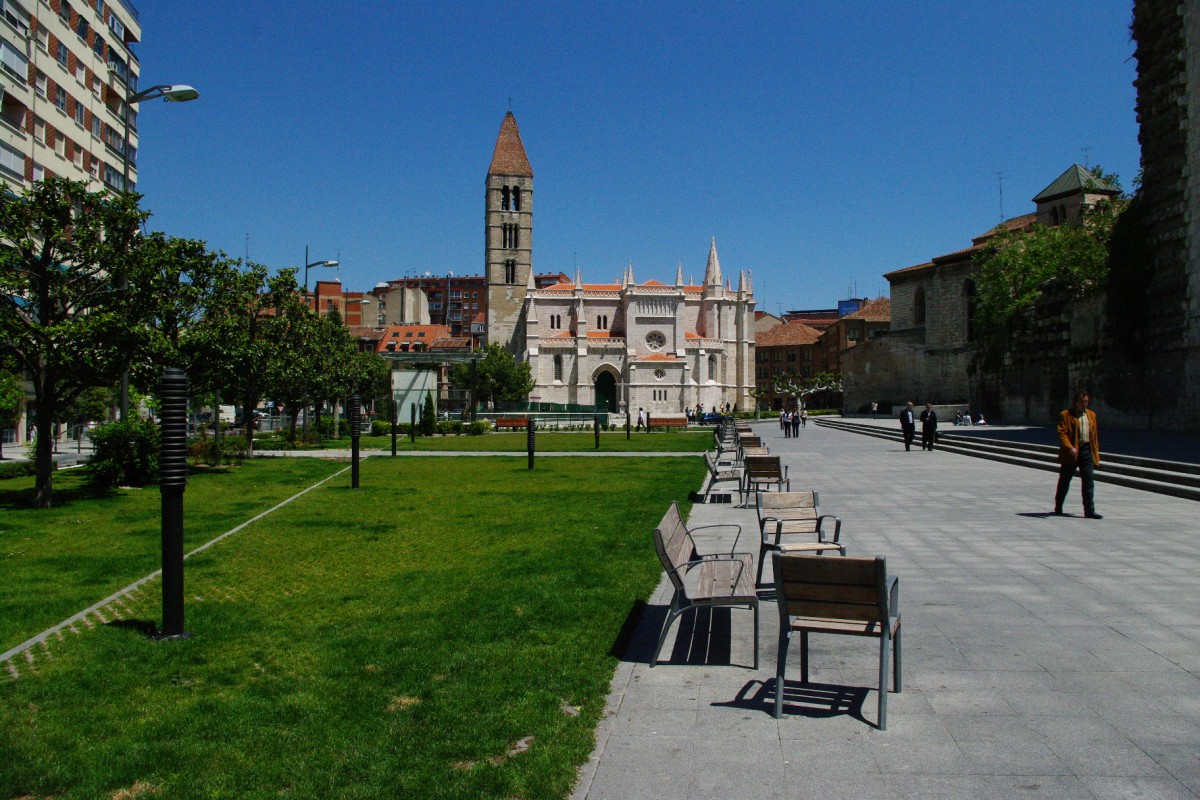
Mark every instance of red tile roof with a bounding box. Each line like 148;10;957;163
488;112;533;177
638;353;682;362
842;297;891;322
756;321;822;346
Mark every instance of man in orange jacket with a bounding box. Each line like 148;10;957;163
1054;390;1102;519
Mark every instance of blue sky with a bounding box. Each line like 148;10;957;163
133;1;1139;313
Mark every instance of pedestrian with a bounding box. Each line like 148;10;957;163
871;401;878;420
790;407;800;437
800;408;807;427
919;403;937;450
636;407;645;432
780;410;788;437
685;407;692;426
1054;390;1102;519
899;401;916;451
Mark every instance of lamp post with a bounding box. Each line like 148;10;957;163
303;245;339;294
117;82;200;421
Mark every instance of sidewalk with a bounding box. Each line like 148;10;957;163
574;420;1200;800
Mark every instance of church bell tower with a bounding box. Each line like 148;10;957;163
485;111;534;353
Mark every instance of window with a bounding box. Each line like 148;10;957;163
596;315;608;329
0;39;27;83
502;223;520;249
548;314;562;330
32;161;43;182
90;114;100;138
500;185;509;210
472;292;478;298
55;86;67;113
92;33;104;58
0;140;24;180
74;60;86;83
107;50;127;84
34;70;47;97
553;354;563;381
33;115;44;142
512;186;521;211
71;143;81;167
59;0;71;24
102;163;122;190
848;326;861;342
90;75;100;97
504;259;516;284
74;101;84;127
1;0;31;36
35;26;47;52
708;355;717;381
450;290;461;299
57;41;68;67
86;156;97;178
53;132;65;157
106;9;124;41
913;287;926;326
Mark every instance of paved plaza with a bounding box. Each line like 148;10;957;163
574;420;1200;800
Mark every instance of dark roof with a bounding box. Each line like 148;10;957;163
1032;164;1118;203
756;321;822;346
488;112;533;177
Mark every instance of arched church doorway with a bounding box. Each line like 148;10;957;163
593;371;617;412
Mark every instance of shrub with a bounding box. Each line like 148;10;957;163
371;420;392;437
0;460;38;480
188;434;250;465
87;418;160;487
466;420;490;436
420;395;436;436
435;420;464;436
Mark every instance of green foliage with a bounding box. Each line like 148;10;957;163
0;460;37;480
0;178;147;506
973;172;1127;346
448;343;535;408
420;392;436;436
85;418;160;488
0;369;20;426
370;419;393;437
58;385;112;427
187;435;248;466
466;420;490;435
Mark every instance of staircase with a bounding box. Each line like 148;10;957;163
814;418;1200;502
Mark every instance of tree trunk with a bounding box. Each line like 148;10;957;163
288;409;299;444
33;401;56;508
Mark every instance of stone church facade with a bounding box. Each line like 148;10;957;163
483;112;756;415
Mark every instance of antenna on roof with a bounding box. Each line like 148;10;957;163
994;170;1007;222
508;95;513;111
1081;146;1092;169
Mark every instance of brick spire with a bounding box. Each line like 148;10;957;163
488;111;533;177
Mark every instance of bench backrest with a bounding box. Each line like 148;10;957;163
757;490;818;521
739;435;762;448
776;554;887;624
653;502;696;593
745;455;783;479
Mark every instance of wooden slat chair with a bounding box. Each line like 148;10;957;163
755;491;845;586
703;451;744;503
772;553;902;729
712;429;739;463
736;436;763;462
743;455;789;499
651;502;759;669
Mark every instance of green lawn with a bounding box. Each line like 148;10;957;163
0;455;704;799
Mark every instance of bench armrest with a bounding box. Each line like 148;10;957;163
689;523;744;552
886;574;900;617
816;514;842;543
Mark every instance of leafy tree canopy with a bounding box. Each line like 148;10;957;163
448;343;533;409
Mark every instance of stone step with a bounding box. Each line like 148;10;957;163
814;418;1200;502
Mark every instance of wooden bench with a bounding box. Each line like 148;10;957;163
743;455;789;500
494;417;529;430
651;501;759;669
649;413;688;430
755;491;845;586
773;553;901;728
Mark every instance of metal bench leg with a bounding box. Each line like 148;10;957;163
752;602;759;671
878;634;890;730
774;628;790;718
651;605;683;667
800;630;810;684
893;621;902;692
756;543;768;586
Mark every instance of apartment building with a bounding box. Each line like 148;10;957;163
0;0;141;194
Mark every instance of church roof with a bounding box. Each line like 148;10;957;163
638;353;683;362
488;111;533;177
1032;164;1118;203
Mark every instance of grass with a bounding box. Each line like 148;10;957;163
0;455;703;799
295;430;715;453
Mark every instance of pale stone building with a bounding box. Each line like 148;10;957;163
483;112;756;414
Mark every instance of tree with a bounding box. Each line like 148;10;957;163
448;343;533;409
973;170;1128;348
0;178;147;506
0;368;21;460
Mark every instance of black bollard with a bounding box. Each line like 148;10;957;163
626;414;631;440
158;368;190;640
410;405;417;444
593;413;600;450
350;394;362;489
646;412;652;433
527;418;536;471
390;397;397;456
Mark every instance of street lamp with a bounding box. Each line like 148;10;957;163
118;81;199;421
303;245;339;293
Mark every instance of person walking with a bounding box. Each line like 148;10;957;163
636;407;645;432
790;407;801;437
800;408;807;427
899;401;916;451
1054;390;1102;519
919;403;938;450
780;410;789;438
871;401;878;420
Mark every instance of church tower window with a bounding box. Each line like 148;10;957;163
913;287;926;326
512;186;521;211
553;354;563;381
501;186;510;211
504;259;516;284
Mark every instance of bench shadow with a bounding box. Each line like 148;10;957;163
1017;511;1074;519
714;678;870;723
105;618;160;638
611;602;740;667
